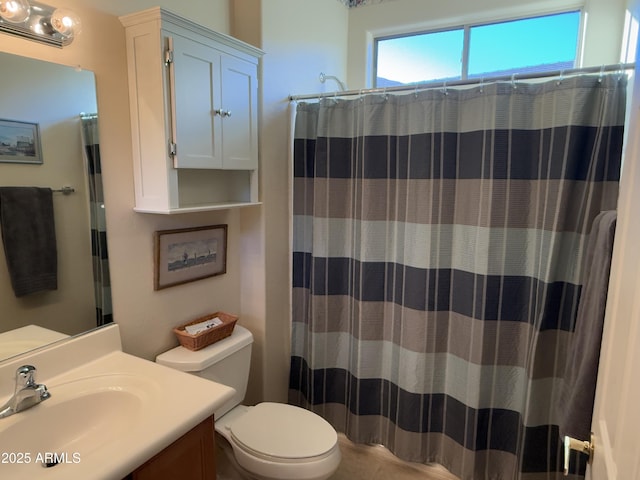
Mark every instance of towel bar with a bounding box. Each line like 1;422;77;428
52;186;75;195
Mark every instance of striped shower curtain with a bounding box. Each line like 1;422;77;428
80;115;112;327
289;74;626;479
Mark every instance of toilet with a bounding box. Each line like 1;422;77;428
156;325;341;480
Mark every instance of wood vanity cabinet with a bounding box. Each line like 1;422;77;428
120;8;263;214
125;416;215;480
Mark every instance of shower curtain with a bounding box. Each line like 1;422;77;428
289;74;626;479
80;115;112;327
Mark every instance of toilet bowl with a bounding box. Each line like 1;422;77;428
156;325;341;480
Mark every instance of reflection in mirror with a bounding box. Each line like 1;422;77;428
0;52;111;362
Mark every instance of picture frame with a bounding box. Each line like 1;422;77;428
0;118;43;164
154;224;227;290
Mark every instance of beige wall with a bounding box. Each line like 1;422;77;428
253;0;349;402
230;0;349;403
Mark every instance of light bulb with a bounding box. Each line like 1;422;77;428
0;0;30;23
50;8;80;38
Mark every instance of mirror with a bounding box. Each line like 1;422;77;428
0;51;111;362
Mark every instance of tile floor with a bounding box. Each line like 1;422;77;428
216;433;459;480
329;434;459;480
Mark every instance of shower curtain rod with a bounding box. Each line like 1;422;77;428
289;62;635;101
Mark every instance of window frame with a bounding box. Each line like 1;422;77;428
372;9;584;87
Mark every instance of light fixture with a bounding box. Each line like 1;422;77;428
0;0;30;23
0;0;80;47
50;7;80;37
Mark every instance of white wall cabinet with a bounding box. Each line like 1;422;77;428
120;8;263;214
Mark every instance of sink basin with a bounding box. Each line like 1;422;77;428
0;373;159;478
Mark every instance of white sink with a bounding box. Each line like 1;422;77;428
0;326;235;480
0;373;158;477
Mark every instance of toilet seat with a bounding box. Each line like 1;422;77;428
229;402;337;461
217;403;341;480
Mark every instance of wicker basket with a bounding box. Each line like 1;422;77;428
173;312;238;351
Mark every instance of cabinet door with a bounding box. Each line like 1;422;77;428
220;54;258;170
128;416;215;480
170;34;222;169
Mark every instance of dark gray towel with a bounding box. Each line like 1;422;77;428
557;210;617;440
0;187;58;297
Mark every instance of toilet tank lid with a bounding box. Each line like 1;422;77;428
156;324;253;372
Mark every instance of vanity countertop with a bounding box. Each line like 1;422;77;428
0;324;235;480
0;325;69;360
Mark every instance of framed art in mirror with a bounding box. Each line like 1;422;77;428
154;224;227;290
0;118;42;164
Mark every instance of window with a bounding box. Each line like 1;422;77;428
374;11;581;87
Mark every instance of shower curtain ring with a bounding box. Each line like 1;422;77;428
511;74;517;89
598;65;605;83
479;77;484;94
557;70;564;86
442;81;448;95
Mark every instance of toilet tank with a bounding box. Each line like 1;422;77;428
156;325;253;418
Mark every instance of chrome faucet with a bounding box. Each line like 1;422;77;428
0;365;51;419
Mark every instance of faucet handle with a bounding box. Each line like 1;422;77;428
15;365;37;389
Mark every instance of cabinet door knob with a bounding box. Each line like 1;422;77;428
224;110;232;118
214;109;231;117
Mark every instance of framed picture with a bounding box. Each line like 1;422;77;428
154;224;227;290
0;119;43;164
